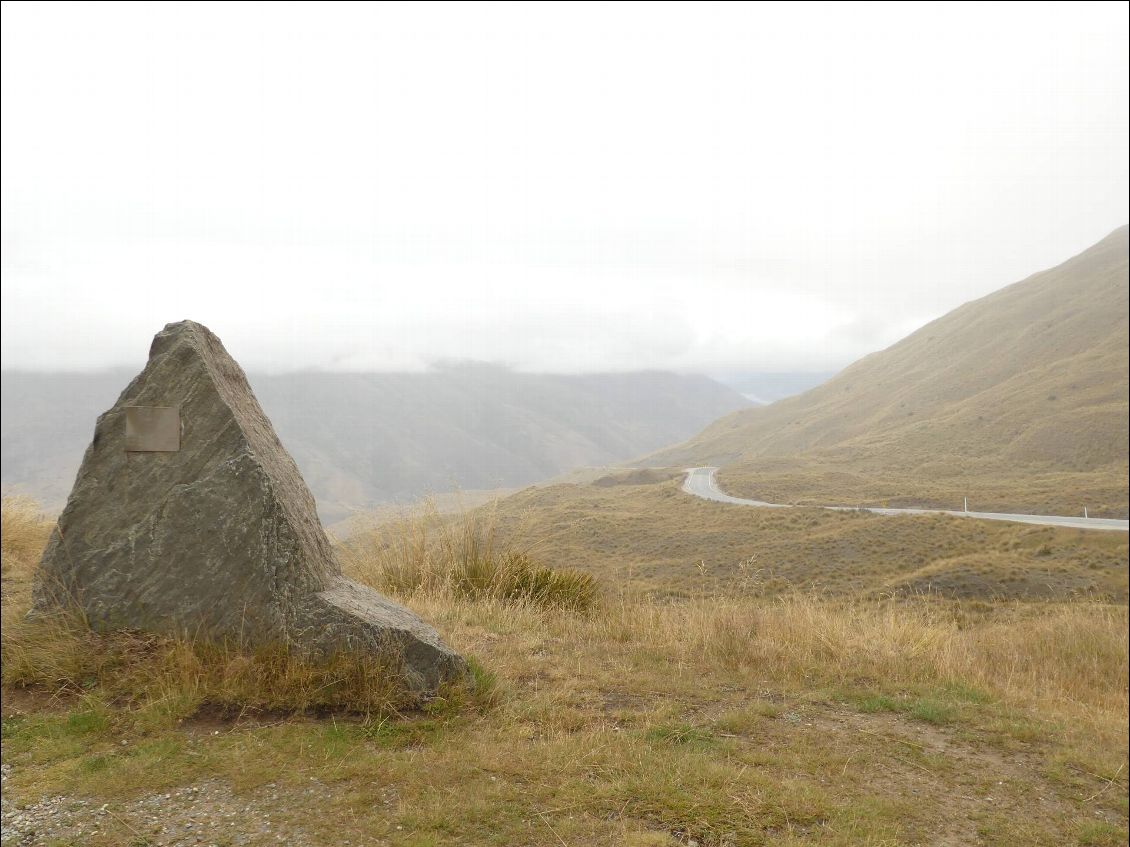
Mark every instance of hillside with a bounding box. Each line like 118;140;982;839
646;226;1130;517
466;476;1128;601
0;364;748;523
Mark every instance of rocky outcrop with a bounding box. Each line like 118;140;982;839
33;320;464;693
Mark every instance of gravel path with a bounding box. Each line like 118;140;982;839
1;764;352;847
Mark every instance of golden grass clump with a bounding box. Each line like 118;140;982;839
0;606;434;720
341;500;600;611
1;597;427;715
0;494;54;578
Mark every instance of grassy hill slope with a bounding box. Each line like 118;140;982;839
646;225;1129;516
471;476;1128;602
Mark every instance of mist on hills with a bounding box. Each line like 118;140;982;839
1;364;749;523
714;371;837;405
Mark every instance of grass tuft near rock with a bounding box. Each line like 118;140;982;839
0;495;53;579
1;609;425;720
0;496;484;721
342;500;600;611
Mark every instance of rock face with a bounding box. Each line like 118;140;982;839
33;320;464;693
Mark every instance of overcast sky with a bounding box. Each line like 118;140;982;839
2;2;1127;376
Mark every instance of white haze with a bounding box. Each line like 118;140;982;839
2;2;1127;374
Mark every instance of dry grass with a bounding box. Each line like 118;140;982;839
398;589;1128;739
1;611;418;720
341;499;599;611
335;498;1128;722
0;494;53;579
3;496;1128;845
480;478;1130;600
0;497;462;718
717;456;1130;520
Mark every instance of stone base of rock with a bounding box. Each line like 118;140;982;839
293;577;465;692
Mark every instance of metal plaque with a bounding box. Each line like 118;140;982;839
125;406;180;452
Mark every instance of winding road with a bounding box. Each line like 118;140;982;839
682;466;1130;533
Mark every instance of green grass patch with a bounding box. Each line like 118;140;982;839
909;698;956;724
1077;820;1130;847
66;705;111;736
938;681;993;704
79;753;114;774
644;723;717;749
855;694;902;714
841;686;976;725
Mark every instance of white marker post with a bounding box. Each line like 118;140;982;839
964;496;968;513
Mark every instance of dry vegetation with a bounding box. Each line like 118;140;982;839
341;504;598;612
715;457;1129;520
2;495;1128;845
479;479;1129;601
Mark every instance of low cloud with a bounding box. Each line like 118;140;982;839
2;4;1126;374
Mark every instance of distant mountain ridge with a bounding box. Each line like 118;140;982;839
1;364;749;522
645;226;1130;517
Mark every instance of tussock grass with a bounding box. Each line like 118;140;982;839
0;498;463;719
3;496;1128;844
405;590;1128;732
1;609;416;720
0;494;53;578
4;497;1122;728
341;500;599;611
482;479;1129;599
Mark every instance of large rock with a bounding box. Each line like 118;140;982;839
32;320;464;693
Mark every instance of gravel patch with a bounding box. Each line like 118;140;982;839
1;765;345;847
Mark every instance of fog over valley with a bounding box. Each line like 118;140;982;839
3;4;1127;375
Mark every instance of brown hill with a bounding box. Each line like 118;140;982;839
646;226;1130;517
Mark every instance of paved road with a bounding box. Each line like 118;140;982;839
682;466;1130;533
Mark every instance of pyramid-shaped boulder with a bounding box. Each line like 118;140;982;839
33;320;464;693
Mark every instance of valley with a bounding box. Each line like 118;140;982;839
645;227;1130;520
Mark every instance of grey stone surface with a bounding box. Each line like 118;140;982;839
33;320;464;693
